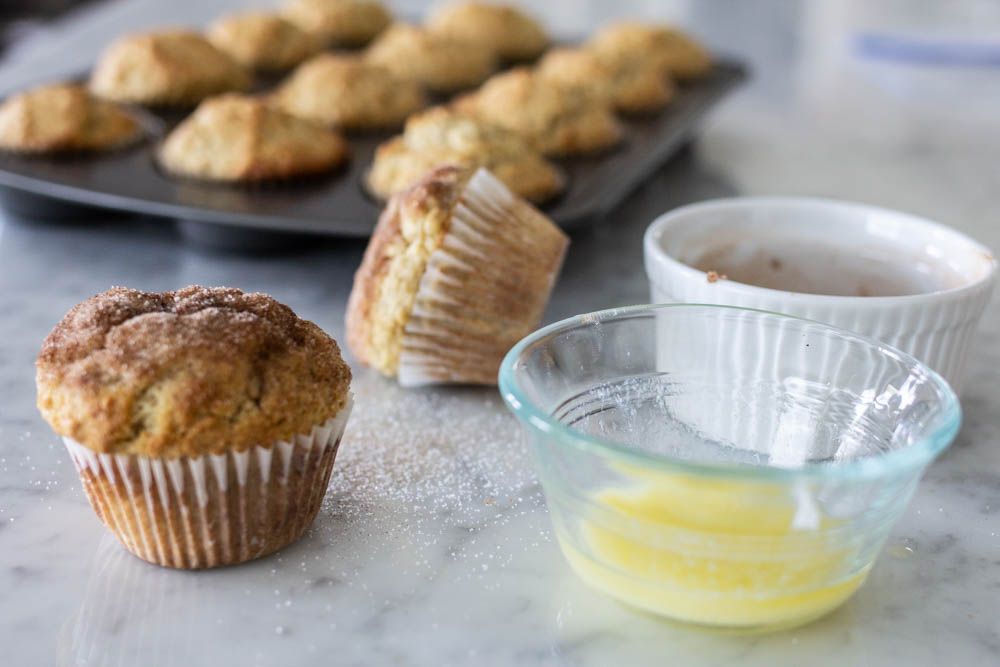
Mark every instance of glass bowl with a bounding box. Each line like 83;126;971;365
498;304;960;632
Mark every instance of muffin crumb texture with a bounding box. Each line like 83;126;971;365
347;165;569;386
36;285;351;457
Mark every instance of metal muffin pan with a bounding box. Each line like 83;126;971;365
0;60;747;242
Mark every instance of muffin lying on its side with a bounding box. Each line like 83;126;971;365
0;83;141;153
282;0;391;48
89;29;252;106
36;286;353;569
537;46;676;114
270;54;425;130
158;94;349;182
426;2;549;62
453;67;623;157
208;11;320;71
364;23;497;93
589;21;712;82
347;165;568;386
366;106;564;203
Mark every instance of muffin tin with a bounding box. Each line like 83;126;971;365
0;59;746;243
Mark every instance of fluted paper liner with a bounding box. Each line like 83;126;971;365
63;396;353;569
397;168;569;386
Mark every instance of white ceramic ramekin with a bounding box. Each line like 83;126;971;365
644;197;997;393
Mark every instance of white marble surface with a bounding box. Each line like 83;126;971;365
1;1;999;665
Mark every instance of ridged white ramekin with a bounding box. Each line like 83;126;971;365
644;198;997;393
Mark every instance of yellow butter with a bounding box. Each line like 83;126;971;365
556;470;869;629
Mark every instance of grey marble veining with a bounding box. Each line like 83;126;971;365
1;1;999;665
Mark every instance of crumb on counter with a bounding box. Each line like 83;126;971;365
706;270;727;283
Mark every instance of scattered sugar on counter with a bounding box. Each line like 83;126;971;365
298;371;548;591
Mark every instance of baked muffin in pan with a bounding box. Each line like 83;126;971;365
366;106;564;203
270;54;425;130
364;23;497;93
0;83;142;153
537;46;676;114
90;29;252;106
589;21;712;82
453;67;623;157
283;0;391;48
208;11;320;72
158;94;349;182
426;2;549;62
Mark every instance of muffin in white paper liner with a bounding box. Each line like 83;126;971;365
62;396;352;570
396;168;569;386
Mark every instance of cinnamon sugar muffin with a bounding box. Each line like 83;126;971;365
271;54;425;130
538;46;676;114
366;106;563;203
36;286;353;569
282;0;391;47
364;23;497;93
159;94;349;182
208;11;320;71
0;83;142;153
453;67;623;156
89;29;252;106
427;2;549;61
590;21;712;81
347;166;568;386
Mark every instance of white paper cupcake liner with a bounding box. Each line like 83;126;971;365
63;396;353;569
397;168;569;386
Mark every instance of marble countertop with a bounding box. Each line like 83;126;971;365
2;1;999;665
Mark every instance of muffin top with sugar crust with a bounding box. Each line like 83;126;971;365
36;286;351;458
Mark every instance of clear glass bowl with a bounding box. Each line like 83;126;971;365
499;304;960;632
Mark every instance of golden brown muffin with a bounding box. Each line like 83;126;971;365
367;106;563;203
282;0;391;47
364;23;497;93
38;286;353;569
537;46;675;114
158;94;349;182
453;67;623;156
426;2;549;61
37;286;351;457
589;21;712;81
207;11;320;71
270;54;425;130
347;165;568;386
89;29;252;106
0;83;141;153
